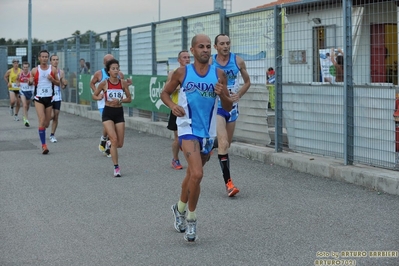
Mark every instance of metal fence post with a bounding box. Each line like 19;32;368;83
53;41;57;56
89;32;96;110
127;27;134;117
107;32;112;55
76;36;80;104
343;0;354;165
63;39;68;70
63;39;69;103
220;8;228;35
181;17;188;51
90;31;95;75
274;5;283;152
127;28;132;75
151;23;157;122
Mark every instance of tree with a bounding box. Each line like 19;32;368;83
113;31;120;48
70;30;104;45
72;30;81;37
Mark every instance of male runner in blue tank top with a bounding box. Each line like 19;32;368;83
161;34;232;242
210;34;251;197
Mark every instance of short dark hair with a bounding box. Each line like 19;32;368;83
22;61;30;67
178;50;189;58
38;50;49;57
106;58;119;72
50;54;58;61
214;34;229;45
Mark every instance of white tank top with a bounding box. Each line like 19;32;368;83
36;65;53;97
53;70;62;101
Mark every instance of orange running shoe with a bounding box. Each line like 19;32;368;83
226;179;239;197
42;144;49;154
171;159;183;170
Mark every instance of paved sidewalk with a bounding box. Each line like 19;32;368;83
1;104;399;266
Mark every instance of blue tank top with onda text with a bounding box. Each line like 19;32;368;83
177;64;219;138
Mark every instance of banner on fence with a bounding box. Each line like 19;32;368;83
78;74;169;114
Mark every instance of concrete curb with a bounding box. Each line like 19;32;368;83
61;102;399;196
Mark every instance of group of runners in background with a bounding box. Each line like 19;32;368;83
3;33;251;243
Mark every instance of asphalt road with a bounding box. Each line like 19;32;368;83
1;107;398;266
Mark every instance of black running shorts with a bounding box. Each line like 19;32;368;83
167;110;177;131
52;100;61;110
34;96;53;108
102;105;125;124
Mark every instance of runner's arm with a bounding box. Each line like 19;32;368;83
29;68;36;86
161;67;183;109
50;67;60;87
15;73;21;86
89;71;101;92
92;80;105;100
60;70;68;89
161;67;185;117
216;69;232;112
236;56;251;99
3;69;10;86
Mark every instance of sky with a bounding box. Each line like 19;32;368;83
0;0;273;41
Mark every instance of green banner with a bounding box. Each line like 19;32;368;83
77;74;92;102
78;74;169;114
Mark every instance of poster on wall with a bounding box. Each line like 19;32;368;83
319;49;334;83
319;48;344;83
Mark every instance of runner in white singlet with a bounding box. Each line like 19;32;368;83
29;50;60;154
49;54;68;143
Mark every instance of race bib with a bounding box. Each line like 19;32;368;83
11;83;19;89
20;82;34;92
36;86;52;97
228;84;240;105
228;84;239;94
106;89;123;102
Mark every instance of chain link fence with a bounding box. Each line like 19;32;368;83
1;0;398;170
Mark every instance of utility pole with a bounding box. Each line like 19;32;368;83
28;0;32;66
158;0;161;21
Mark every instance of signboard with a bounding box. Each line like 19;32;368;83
78;74;169;114
16;47;27;56
156;21;182;61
